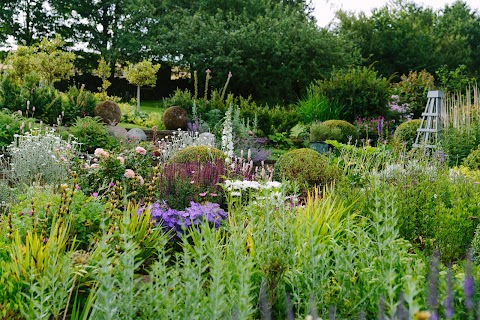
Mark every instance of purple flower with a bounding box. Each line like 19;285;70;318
92;192;99;198
109;182;115;187
464;251;475;311
444;268;454;319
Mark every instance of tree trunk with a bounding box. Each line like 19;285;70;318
137;85;141;111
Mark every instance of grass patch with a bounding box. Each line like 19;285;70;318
140;100;164;114
117;122;149;130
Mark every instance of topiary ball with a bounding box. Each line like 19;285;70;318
462;144;480;170
273;148;341;190
321;120;358;143
169;146;226;165
393;119;421;149
163;106;188;130
94;101;122;125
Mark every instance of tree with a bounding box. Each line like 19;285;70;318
124;60;160;110
147;0;359;102
93;57;112;98
4;36;75;88
2;0;56;46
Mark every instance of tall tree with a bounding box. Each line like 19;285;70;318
2;0;56;46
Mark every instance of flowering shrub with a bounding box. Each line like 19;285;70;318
74;145;152;197
138;201;227;236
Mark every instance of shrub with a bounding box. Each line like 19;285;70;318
1;128;78;187
393;119;421;149
162;89;195;114
94;100;122;125
314;66;391;122
309;121;342;142
0;110;37;147
443;125;480;166
321;120;358;143
66;116;119;153
169;146;225;165
62;85;98;124
462;144;480;170
273;148;341;190
162;106;188;130
392;69;435;118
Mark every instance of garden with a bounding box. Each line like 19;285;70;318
1;1;480;319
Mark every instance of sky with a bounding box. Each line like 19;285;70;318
312;0;480;27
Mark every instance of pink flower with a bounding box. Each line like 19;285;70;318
210;193;217;197
109;182;115;187
94;148;105;157
228;71;232;78
199;192;207;197
136;175;144;185
66;144;71;150
206;69;211;73
190;180;195;184
124;169;135;178
90;164;99;169
76;185;81;190
92;192;99;197
117;156;125;165
135;146;147;155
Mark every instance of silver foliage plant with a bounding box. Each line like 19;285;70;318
2;128;79;187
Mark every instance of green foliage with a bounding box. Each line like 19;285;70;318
240;103;299;137
169;146;225;165
313;66;391;122
162;106;188;130
0;109;36;147
442;125;480;166
94;100;122;125
296;86;344;124
391;171;479;262
320;119;358;143
65;116;119;153
309;121;342;142
462;144;480;170
92;56;112;96
124;60;161;110
61;85;98;125
273;148;341;191
436;64;477;93
393;119;421;149
268;132;293;150
392;69;436;118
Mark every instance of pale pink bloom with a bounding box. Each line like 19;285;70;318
210;193;217;197
135;146;147;155
190;180;195;184
60;156;66;161
103;152;109;158
199;192;207;197
124;169;135;178
136;175;144;185
83;163;90;169
90;164;99;169
94;148;105;157
206;69;211;73
228;71;232;78
66;144;71;150
54;148;60;153
117;156;125;165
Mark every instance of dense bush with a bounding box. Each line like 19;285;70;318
273;148;341;190
392;69;435;118
94;100;122;125
61;85;98;124
393;119;421;149
65;116;119;153
309;121;342;142
296;86;344;124
313;66;391;122
321;120;358;143
162;106;188;130
463;144;480;170
443;125;480;166
169;146;225;165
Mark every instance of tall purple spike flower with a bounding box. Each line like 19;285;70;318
444;267;454;319
427;253;440;319
464;251;475;311
378;295;385;320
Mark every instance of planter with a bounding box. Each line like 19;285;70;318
309;141;329;154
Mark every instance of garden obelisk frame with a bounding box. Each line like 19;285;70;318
413;90;444;150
